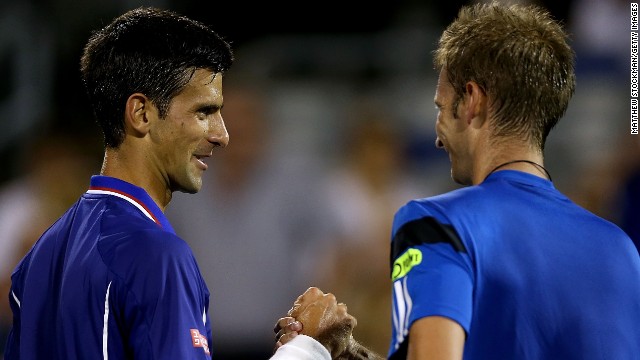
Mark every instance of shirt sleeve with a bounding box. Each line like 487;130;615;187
271;335;331;360
112;230;212;359
388;201;474;359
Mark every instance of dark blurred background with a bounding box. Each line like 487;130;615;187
0;0;636;359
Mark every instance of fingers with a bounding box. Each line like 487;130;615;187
274;317;302;343
337;303;348;319
273;316;297;334
293;292;346;338
273;318;303;353
295;295;357;358
286;288;348;328
336;302;357;328
275;287;357;357
275;331;298;349
293;289;340;316
288;287;325;317
280;286;355;331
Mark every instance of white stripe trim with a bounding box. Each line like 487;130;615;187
402;277;412;337
393;280;406;344
87;189;154;222
11;290;21;308
391;290;399;338
392;277;414;349
103;281;112;360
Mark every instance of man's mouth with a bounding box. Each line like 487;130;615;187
194;154;210;170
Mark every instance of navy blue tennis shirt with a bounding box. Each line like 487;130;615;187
5;176;212;359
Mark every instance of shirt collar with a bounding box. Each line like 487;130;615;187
484;169;555;190
87;175;175;234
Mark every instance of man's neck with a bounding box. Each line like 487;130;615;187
100;148;171;211
472;140;546;184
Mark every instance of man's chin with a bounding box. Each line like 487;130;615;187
180;188;199;194
173;178;202;195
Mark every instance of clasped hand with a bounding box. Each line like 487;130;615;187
273;287;357;358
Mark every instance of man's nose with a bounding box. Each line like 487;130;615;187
208;117;229;148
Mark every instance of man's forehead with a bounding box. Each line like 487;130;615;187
187;69;221;86
434;72;449;99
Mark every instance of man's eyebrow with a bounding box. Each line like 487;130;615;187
195;104;222;113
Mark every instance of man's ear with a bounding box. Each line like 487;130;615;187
462;81;487;127
124;93;155;138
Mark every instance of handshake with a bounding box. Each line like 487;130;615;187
272;287;381;359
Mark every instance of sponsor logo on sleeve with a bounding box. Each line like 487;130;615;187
392;248;423;281
190;329;210;355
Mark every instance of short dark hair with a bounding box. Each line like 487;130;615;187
434;2;575;150
80;7;234;148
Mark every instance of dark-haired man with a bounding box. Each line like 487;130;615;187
3;7;342;360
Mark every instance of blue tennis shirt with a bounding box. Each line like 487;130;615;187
5;175;212;359
389;170;640;359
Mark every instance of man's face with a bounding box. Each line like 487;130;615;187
151;69;227;194
434;69;473;185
